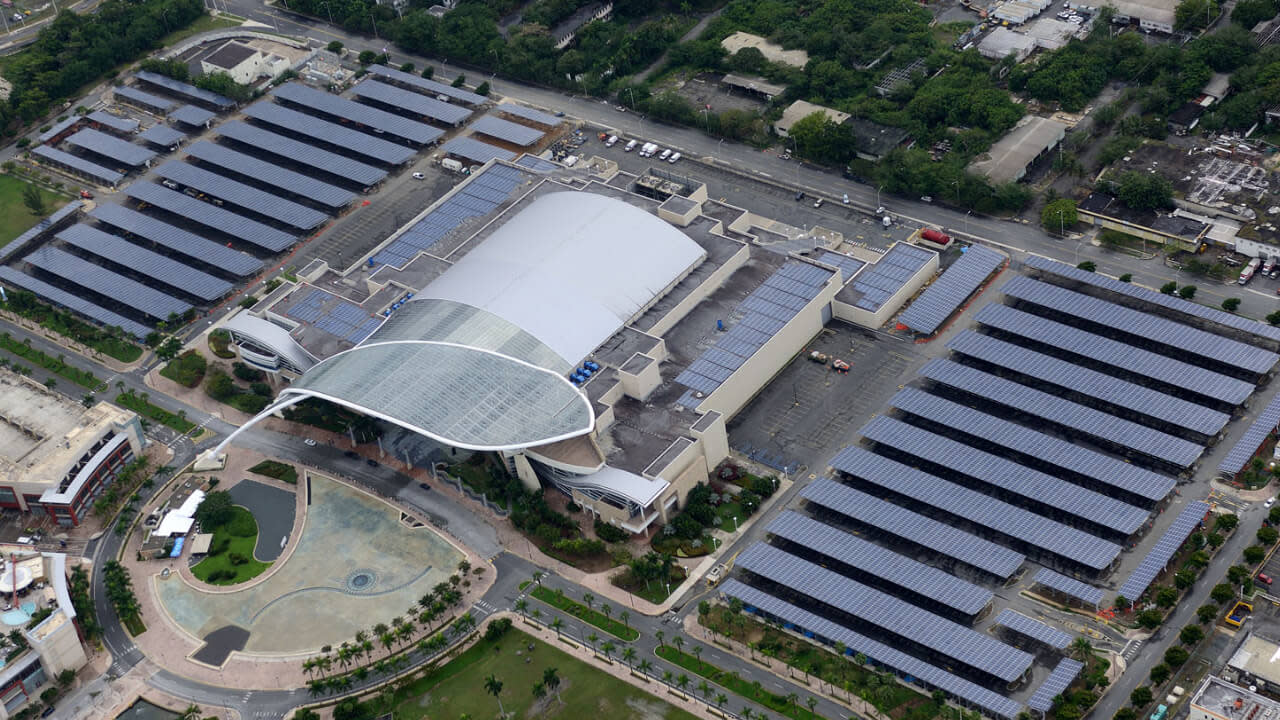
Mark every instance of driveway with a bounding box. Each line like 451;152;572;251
228;479;295;562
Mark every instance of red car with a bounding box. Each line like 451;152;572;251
1259;573;1273;585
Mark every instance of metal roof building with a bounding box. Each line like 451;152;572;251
496;103;562;127
169;104;216;129
137;124;186;149
968;116;1068;184
86;110;139;135
439;136;517;164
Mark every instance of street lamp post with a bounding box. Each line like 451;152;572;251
732;516;738;531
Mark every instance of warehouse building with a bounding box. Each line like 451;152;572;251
969;116;1069;185
0;370;144;527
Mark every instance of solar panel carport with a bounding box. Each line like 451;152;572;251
1028;659;1084;713
1025;254;1280;343
439;136;516;164
365;64;488;105
718;580;1023;719
737;543;1033;683
975;303;1254;406
55;224;232;302
351;79;471;125
169;104;216;128
862;413;1149;535
24;246;191;320
217;121;388;187
65;128;156;167
469;115;545;146
184;141;354;209
831;444;1121;571
135;71;234;110
272;83;442;145
138;124;186;149
919;358;1203;468
87;110;139;135
1117;501;1210;601
848;242;936;312
88;203;262;277
767;511;992;616
1219;394;1280;476
125;182;295;253
1002;276;1279;375
897;244;1004;335
114;85;176;114
154;162;328;231
242;102;417;165
801;478;1025;578
0;267;151;338
888;386;1175;504
993;609;1072;650
947;330;1229;436
1032;568;1104;606
31;146;123;186
497;103;561;127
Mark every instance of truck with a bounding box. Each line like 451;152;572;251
441;158;464;173
1150;705;1167;720
1240;257;1262;285
640;143;658;157
919;228;952;247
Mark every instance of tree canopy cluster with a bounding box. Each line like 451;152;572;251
1;0;204;127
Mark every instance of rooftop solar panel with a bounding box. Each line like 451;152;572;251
1028;659;1084;713
976;304;1253;405
0;201;82;263
898;244;1005;334
137;124;186;148
919;358;1204;467
37;116;81;144
768;511;992;615
242;101;418;165
889;386;1175;503
184;141;353;209
217;121;387;187
352;79;472;125
65;128;155;167
993;609;1072;650
801;478;1025;577
849;242;936;312
272;82;442;145
88;203;262;277
87;110;139;134
114;85;176;113
31;145;124;186
365;64;489;105
25;246;191;320
469;114;546;146
1117;500;1211;601
124;182;295;252
1219;393;1280;476
154;161;328;230
721;581;1023;719
439;136;517;164
863;413;1149;535
948;330;1229;436
136;71;234;109
169;104;216;127
737;544;1033;682
1033;568;1105;606
1003;276;1279;375
832;443;1121;570
56;224;232;302
0;267;150;338
515;154;560;172
815;251;866;282
1026;254;1280;343
496;103;561;126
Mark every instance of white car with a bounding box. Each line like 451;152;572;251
667;152;681;163
412;172;426;180
1267;497;1276;508
304;438;317;446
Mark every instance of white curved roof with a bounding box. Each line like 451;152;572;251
421;191;706;364
222;313;317;372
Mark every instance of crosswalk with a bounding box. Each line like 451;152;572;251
473;599;501;617
1122;639;1143;662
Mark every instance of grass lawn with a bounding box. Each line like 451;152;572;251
0;176;66;250
191;506;271;585
715;500;748;533
115;392;196;433
247;460;298;484
531;585;639;640
0;334;100;388
392;629;697;720
656;646;821;720
160;13;242;46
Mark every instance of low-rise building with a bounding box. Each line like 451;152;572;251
774;100;851;137
201;40;291;85
1226;631;1280;693
845;118;912;162
1077;192;1209;250
0;553;89;719
968;115;1069;185
1190;676;1280;720
551;2;613;50
0;370;144;526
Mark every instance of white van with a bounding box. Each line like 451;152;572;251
658;149;672;161
668;152;681;163
624;139;638;152
605;135;618;147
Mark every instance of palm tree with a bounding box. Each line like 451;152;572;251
551;617;563;638
532;681;547;700
515;599;529;617
484;675;506;718
677;674;691;695
587;632;599;652
697;680;712;699
380;632;396;655
179;705;201;720
786;693;799;713
741;706;753;720
532;608;543;623
307;679;325;697
532;570;545;586
1071;637;1094;663
674;636;685;654
638;659;654;676
662;670;674;685
716;694;728;712
543;667;562;703
620;610;630;628
806;697;818;716
622;646;637;668
656;629;665;647
302;657;315;679
602;603;613;623
583;592;595;611
601;640;616;660
692;645;703;665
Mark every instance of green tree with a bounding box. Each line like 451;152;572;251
21;183;45;217
788;112;857;166
326;40;343;52
1268;310;1280;325
1042;198;1078;233
1161;281;1178;294
1155;586;1178;608
194;490;234;528
1180;625;1204;645
476;81;491;96
1130;686;1153;707
1136;609;1164;629
1223;298;1242;312
1176;0;1220;30
1245;546;1266;564
1178;285;1198;299
358;50;377;65
1217;513;1239;532
1259;526;1279;545
1211;583;1236;603
1150;664;1171;684
1114;171;1174;211
1115;708;1138;720
1164;646;1189;667
1078;261;1097;272
1174;569;1196;589
1197;604;1219;623
484;675;506;717
1119;273;1133;282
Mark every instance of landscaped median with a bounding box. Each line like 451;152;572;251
655;644;821;720
115;390;197;434
0;333;101;388
530;585;639;641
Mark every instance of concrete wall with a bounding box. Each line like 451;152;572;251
27;610;86;677
645;242;750;338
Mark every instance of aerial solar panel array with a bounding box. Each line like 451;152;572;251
88;204;263;277
125;182;295;252
184;141;354;209
351;79;472;125
897;244;1005;334
55;224;232;302
153;161;328;231
365;64;489;105
241;101;417;165
217;121;388;187
273;82;442;145
25;246;190;320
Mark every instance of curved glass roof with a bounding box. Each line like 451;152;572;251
280;298;591;450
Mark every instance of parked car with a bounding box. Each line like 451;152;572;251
418;482;432;491
668;152;681;163
813;197;824;208
344;450;359;459
1260;573;1274;585
794;190;805;201
412;172;425;179
366;458;379;467
303;438;317;446
1267;496;1277;508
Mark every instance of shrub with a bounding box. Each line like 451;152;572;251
1077;261;1096;272
1259;526;1279;545
1197;604;1219;623
476;81;490;96
1180;625;1204;645
1136;609;1164;629
1178;285;1198;299
160;350;207;387
1244;546;1266;564
1223;297;1242;312
1160;282;1178;295
357;50;377;65
326;41;343;53
250;382;273;397
1149;664;1170;685
452;74;466;87
229;552;249;566
484;616;512;640
1131;687;1153;707
232;362;265;382
594;520;628;543
1164;646;1189;667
